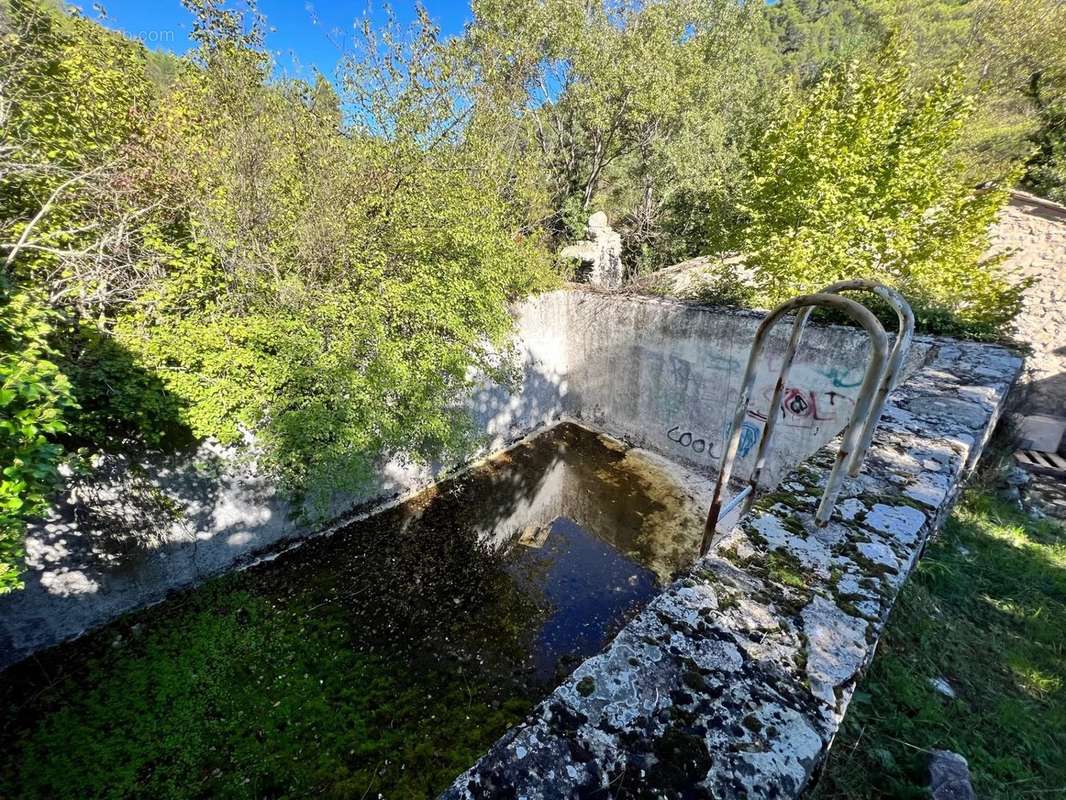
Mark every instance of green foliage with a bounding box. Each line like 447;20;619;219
0;0;555;538
0;584;536;799
56;322;189;452
0;288;76;593
757;0;884;86
1023;94;1066;204
755;0;1066;198
0;483;549;798
0;0;149;171
813;489;1066;798
0;0;153;279
113;3;555;505
740;47;1024;339
464;0;767;272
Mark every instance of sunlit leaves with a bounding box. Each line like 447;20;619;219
0;289;77;593
741;45;1024;340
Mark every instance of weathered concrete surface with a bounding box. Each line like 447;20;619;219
563;290;931;487
442;340;1021;799
2;288;929;668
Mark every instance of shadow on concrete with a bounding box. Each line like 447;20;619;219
1022;358;1066;445
0;349;568;670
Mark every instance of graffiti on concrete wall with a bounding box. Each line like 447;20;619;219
640;343;859;463
666;424;719;458
705;354;742;373
817;366;863;389
771;387;854;428
664;417;764;463
666;355;698;417
634;347;745;422
738;420;761;457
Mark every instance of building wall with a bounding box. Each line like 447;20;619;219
990;192;1066;422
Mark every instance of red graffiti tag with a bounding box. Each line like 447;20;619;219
780;388;837;422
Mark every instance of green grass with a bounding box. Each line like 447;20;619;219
812;489;1066;799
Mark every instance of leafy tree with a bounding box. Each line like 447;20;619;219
0;287;76;593
754;0;1066;199
462;0;767;272
110;0;554;507
1024;96;1066;204
1;0;185;442
740;46;1023;340
757;0;884;86
0;0;555;593
972;0;1066;202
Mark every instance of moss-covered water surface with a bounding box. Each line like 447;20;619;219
0;423;705;799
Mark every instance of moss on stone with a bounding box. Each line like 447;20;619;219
648;728;713;790
838;541;897;579
754;489;810;514
682;668;709;694
767;550;811;590
717;591;740;612
777;514;808;538
742;714;764;734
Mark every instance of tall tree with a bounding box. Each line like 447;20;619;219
463;0;767;272
741;45;1023;340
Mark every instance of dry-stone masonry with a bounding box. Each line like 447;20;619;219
990;191;1066;425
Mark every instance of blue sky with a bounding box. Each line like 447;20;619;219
84;1;473;81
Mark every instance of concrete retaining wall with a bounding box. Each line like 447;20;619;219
561;290;930;487
0;298;570;669
0;288;930;668
444;338;1022;800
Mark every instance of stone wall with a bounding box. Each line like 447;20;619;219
990;191;1066;423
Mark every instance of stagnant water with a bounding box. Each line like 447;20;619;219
0;423;707;799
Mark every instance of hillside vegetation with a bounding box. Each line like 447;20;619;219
1;0;1063;589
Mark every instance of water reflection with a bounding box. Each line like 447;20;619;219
506;517;658;681
0;422;705;799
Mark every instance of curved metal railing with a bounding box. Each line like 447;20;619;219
698;292;895;556
760;280;915;481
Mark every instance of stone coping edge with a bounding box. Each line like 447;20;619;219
441;339;1022;799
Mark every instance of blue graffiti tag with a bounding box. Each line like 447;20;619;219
738;421;761;457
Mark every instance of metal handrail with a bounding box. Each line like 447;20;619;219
699;294;889;556
746;280;915;494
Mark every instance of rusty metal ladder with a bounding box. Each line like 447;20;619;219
699;280;915;556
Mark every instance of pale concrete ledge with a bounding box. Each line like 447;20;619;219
442;340;1022;799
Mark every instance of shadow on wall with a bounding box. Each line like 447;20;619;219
0;340;569;669
1024;351;1066;455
